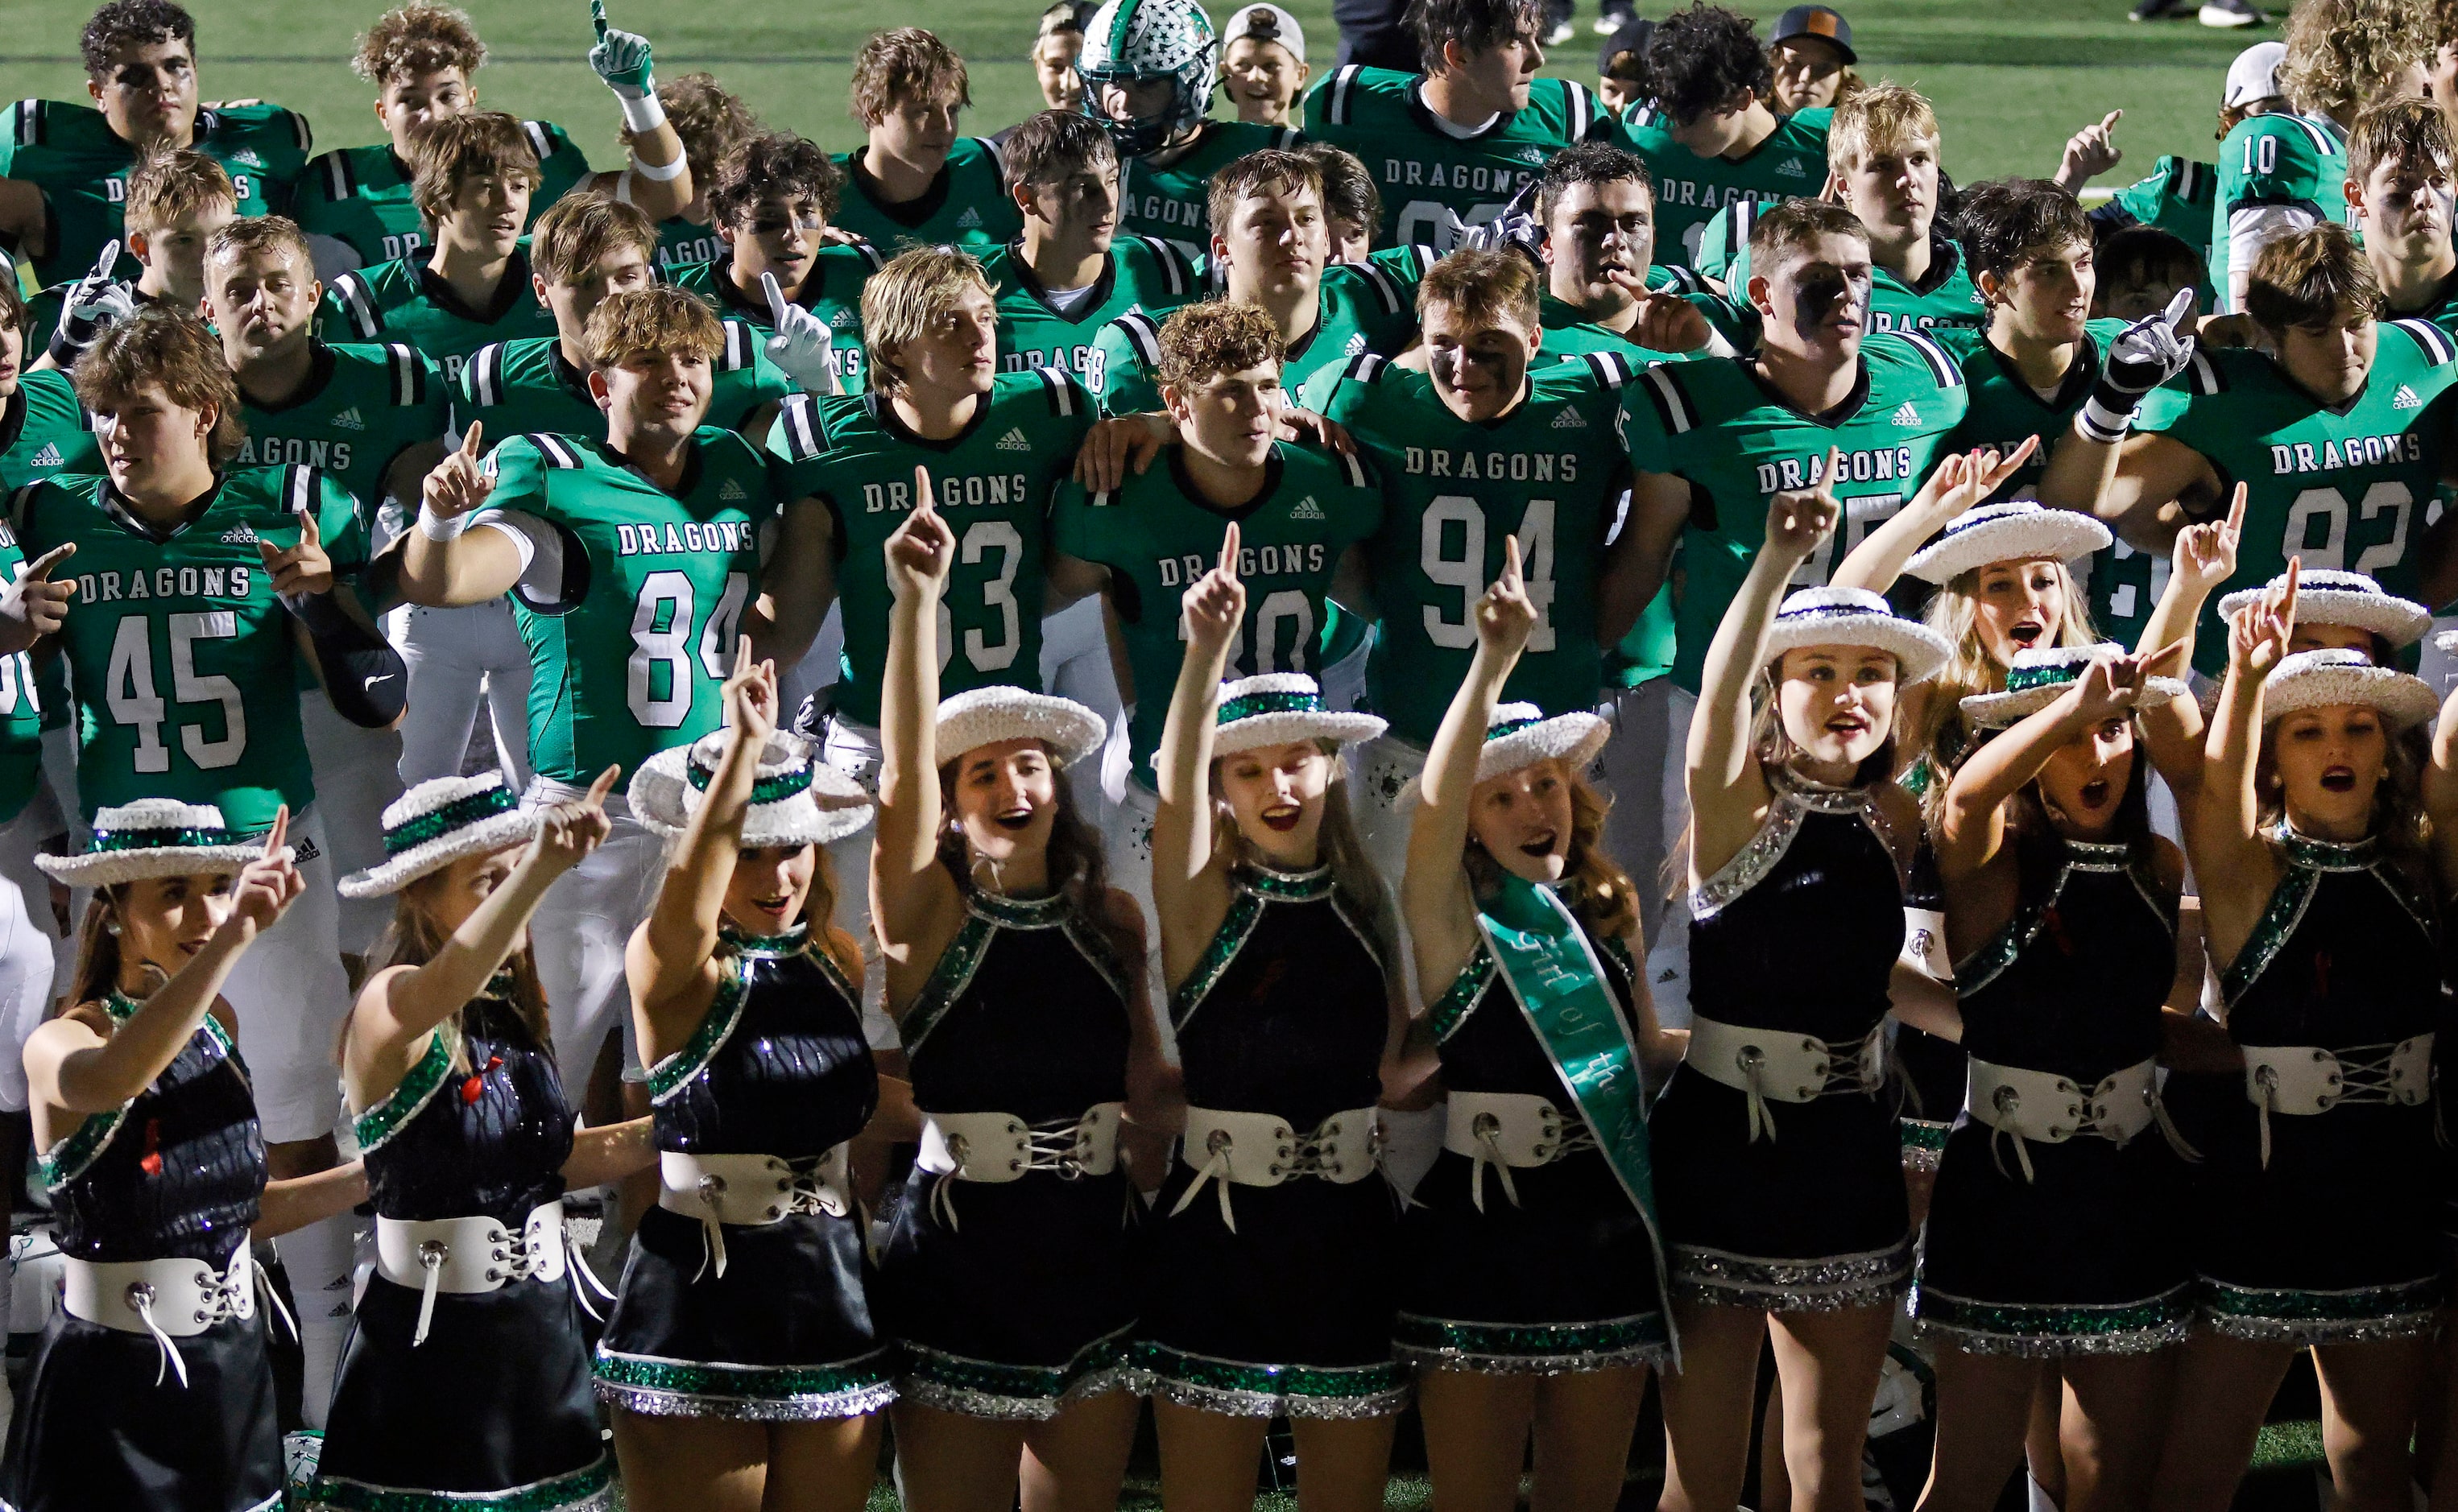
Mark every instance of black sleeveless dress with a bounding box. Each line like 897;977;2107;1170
1914;837;2193;1355
594;924;893;1419
1649;767;1918;1310
313;990;606;1510
1397;914;1670;1372
2170;828;2444;1343
1;996;277;1512
1136;864;1408;1418
878;888;1140;1418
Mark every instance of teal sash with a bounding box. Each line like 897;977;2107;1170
1477;872;1678;1353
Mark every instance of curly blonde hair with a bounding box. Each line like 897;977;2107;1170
1461;766;1641;941
1913;560;2103;819
2276;0;2431;123
354;3;485;85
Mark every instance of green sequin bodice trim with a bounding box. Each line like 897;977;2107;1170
40;991;234;1192
351;1029;453;1153
644;960;748;1105
718;922;811;959
1426;945;1496;1045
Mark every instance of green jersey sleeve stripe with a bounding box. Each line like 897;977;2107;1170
2275;114;2339;156
1133;235;1191;299
523;121;553;162
1639;363;1695;433
1038;364;1080;417
532;433;584;469
10;101;36;149
780;394;822;461
321;150;353;200
1329;65;1362;126
1345;352;1385;385
855;243;885;273
2394;317;2456;366
1355;259;1402;314
334;272;380;340
470;343;502;408
1115;310;1162;367
1339;449;1368;488
721;319;755;371
2185;350;2225;396
1895;329;1963;389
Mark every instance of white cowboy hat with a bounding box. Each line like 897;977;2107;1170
2220;569;2431;648
38;799;289;888
1903;502;2111;585
1762;586;1953;684
1957;643;2191;729
338;772;538;898
1474;703;1611;783
630;731;875;845
2262;648;2439;729
934;686;1107;768
1213;673;1387;756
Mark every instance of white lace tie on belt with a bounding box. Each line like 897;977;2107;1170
1170;1106;1380;1233
375;1201;569;1346
1684;1015;1888;1143
2244;1035;2433;1168
657;1148;854;1281
1963;1058;2183;1184
1441;1091;1600;1211
60;1241;292;1388
917;1103;1124;1231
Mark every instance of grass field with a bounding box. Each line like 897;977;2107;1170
0;0;2275;199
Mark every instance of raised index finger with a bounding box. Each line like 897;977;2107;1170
461;421;485;458
21;543;72;581
1501;532;1523;590
2224;481;2247;538
763;271;788;326
91;239;119;280
2100;109;2122;134
1219;520;1241;578
2163;287;2197;332
592;0;610;39
585;763;622;805
262;806;289;859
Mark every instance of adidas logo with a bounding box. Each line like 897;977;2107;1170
1345;333;1366;355
291;835;321;864
26;444;60;468
956;207;983;229
1775;155;1809;179
830;309;856;328
219;524;260;544
329;406;364;432
1551;407;1587;429
1289;494;1326;520
718;477;747;501
1519;146;1547;164
995;427;1032;452
1891;401;1922;427
2394;383;2422;409
227;148;262;167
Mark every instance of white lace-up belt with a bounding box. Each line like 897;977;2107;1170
917;1104;1124;1231
658;1147;855;1280
2244;1035;2432;1167
1442;1091;1599;1212
1684;1015;1888;1142
1964;1058;2168;1182
62;1239;295;1388
1170;1105;1380;1232
376;1200;592;1346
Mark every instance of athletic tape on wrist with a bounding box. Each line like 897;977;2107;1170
618;89;666;135
417;504;471;543
2075;393;2137;445
630;147;686;181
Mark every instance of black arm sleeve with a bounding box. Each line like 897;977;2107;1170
285;589;408;728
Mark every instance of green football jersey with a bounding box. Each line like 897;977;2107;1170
2105;155;2217;254
1119;120;1302;265
320;246;557;386
13;463;367;828
982;236;1198;390
668;244;881;394
460;323;791;447
770;369;1095;728
0;99;311;287
2210;111;2348;313
656;217;726;275
1051;442;1380;789
474;428;785;783
1611;103;1832;271
233;341;445;525
1093;246;1434;416
2390;268;2458;335
1703;209;1984;334
0;368;98;489
1306;67;1608;253
2141;320;2458;673
292;122;591;270
828;137;1022;254
1621;331;1971;692
1306;350;1639;741
0;515;42;823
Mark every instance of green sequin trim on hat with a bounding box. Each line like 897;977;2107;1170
1483;716;1543;741
898;1330;1137;1419
1217;688;1323;725
89;823;238;852
2199;1275;2444;1343
304;1454;614;1510
593;1346;897;1420
645;960;748;1104
2001;659;2087;695
1130;1340;1411;1419
1393;1311;1669;1371
352;1031;453;1154
382;785;519;857
1913;1284;2192;1357
1426;945;1496;1045
688;759;815;805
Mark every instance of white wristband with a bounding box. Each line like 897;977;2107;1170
629;148;687;182
418;504;470;543
619;89;666;136
2075;394;2137;446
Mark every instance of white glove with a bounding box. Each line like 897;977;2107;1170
2078;287;2197;444
763;272;841;396
588;0;656;98
47;239;136;367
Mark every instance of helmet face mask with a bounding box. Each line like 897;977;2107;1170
1079;0;1220;157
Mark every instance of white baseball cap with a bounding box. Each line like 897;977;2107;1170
1223;2;1306;65
2223;41;2287;109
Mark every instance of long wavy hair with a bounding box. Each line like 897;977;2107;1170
366;865;555;1076
64;885;160;1016
935;753;1145;981
2256;715;2436;899
1463;763;1641;942
1210;741;1398;976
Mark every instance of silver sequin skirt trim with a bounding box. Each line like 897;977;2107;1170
1395;1341;1667;1375
894;1365;1140;1423
1670;1239;1915;1312
1145;1374;1416;1420
592;1378;898;1422
2196;1276;2444;1347
1911;1284;2195;1359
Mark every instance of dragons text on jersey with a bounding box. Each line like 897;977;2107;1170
1117;120;1301;265
1611;103;1833;270
979;235;1197;390
234;341;446;525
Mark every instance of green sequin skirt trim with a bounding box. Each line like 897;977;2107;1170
592;1346;897;1421
303;1456;614;1511
2196;1274;2445;1345
1912;1284;2193;1358
897;1330;1139;1421
1128;1340;1412;1419
1392;1311;1669;1374
1898;1118;1950;1173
